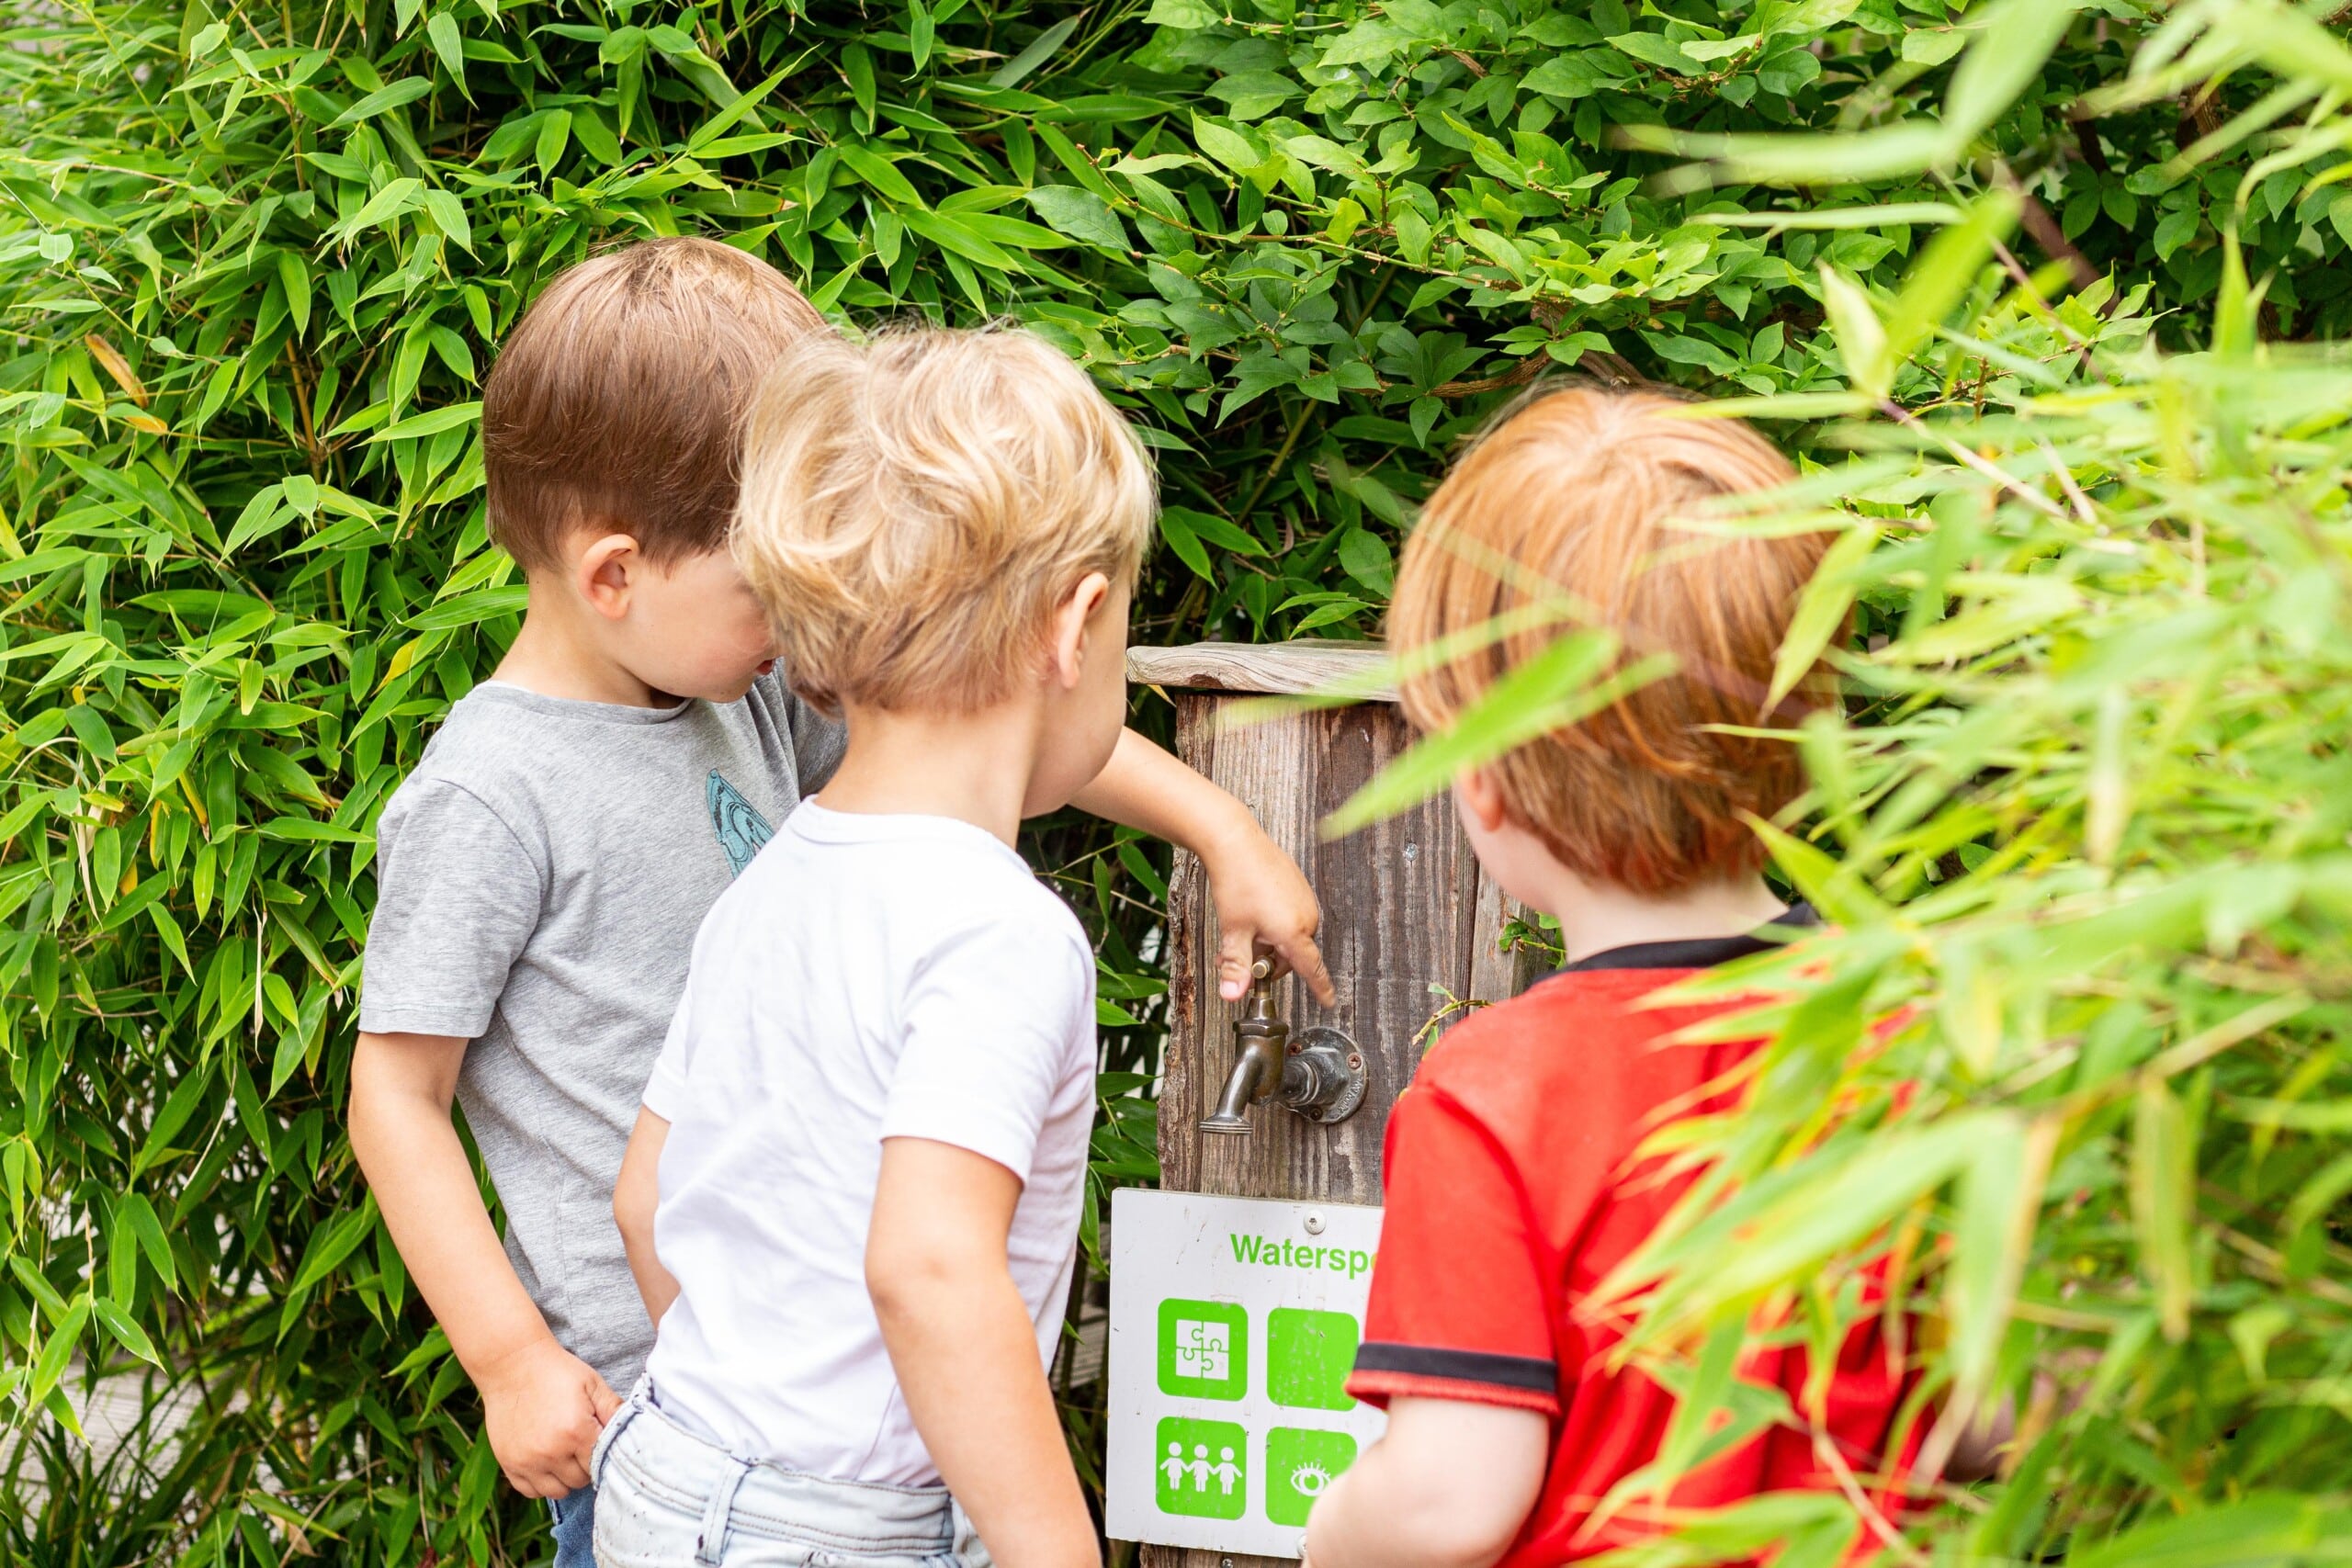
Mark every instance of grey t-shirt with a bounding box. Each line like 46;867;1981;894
358;672;844;1393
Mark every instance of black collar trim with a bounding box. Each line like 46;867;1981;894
1552;901;1820;976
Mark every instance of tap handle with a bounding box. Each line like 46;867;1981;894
1239;956;1279;1026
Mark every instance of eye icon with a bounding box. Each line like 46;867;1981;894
1288;1462;1332;1497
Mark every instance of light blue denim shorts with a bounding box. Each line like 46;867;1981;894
590;1391;989;1568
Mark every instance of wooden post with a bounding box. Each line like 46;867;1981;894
1129;641;1530;1568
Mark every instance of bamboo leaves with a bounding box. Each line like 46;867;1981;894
330;79;434;129
1945;1113;2055;1403
1025;185;1128;252
836;143;922;207
1646;0;2089;189
8;0;2352;1558
1770;522;1877;709
2133;1077;2198;1342
1326;629;1672;837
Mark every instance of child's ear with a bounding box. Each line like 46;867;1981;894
1454;766;1512;834
576;533;642;621
1048;571;1113;690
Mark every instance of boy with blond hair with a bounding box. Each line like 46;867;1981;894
598;324;1156;1565
1303;388;1917;1566
348;243;1327;1568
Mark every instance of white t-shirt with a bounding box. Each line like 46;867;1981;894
639;802;1097;1484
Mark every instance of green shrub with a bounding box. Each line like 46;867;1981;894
3;0;2347;1557
1354;4;2352;1561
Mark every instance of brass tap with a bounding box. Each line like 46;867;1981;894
1200;958;1368;1134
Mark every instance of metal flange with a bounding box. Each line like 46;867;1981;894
1280;1025;1371;1125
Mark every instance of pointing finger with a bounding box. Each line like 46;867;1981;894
1283;931;1337;1007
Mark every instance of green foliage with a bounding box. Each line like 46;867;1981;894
1382;5;2352;1562
1582;300;2352;1564
4;0;2351;1555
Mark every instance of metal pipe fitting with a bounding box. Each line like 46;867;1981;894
1201;959;1287;1134
1280;1027;1371;1126
1201;960;1368;1134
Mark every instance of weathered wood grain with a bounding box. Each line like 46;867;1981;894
1162;699;1476;1208
1141;679;1525;1568
1127;641;1396;701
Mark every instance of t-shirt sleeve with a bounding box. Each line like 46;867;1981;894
357;778;544;1040
880;914;1093;1182
1347;1083;1562;1416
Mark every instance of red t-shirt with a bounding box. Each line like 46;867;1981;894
1344;913;1917;1564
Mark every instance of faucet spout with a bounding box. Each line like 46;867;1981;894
1200;958;1288;1135
1197;959;1370;1134
1200;1044;1272;1134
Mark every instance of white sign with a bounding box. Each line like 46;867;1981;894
1106;1189;1386;1560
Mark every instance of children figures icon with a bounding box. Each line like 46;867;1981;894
1161;1441;1242;1496
1155;1419;1248;1521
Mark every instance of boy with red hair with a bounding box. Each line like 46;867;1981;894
1305;388;1916;1566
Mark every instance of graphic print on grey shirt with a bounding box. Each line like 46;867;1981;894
357;672;844;1393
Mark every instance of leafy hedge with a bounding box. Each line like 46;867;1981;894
4;0;2351;1558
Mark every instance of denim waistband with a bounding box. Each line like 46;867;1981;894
594;1391;958;1558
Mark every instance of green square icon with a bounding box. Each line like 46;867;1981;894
1154;1416;1248;1520
1159;1298;1249;1401
1266;1427;1358;1527
1267;1307;1359;1410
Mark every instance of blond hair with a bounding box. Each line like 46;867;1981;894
1388;386;1838;895
483;236;825;570
733;325;1156;714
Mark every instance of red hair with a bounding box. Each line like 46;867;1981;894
1388;386;1839;895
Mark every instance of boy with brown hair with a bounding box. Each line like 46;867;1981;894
1303;388;1915;1566
345;240;1329;1568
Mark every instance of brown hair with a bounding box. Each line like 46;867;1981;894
1387;385;1839;895
733;324;1156;716
481;236;825;571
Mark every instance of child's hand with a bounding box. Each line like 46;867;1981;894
476;1336;621;1498
1063;729;1335;1003
1203;822;1336;1006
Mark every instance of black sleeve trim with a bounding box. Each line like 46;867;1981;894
1351;1342;1558;1393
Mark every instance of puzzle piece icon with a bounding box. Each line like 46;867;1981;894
1172;1318;1229;1380
1158;1299;1247;1400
